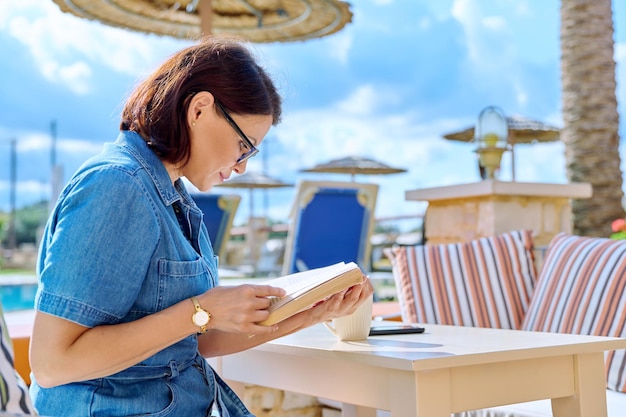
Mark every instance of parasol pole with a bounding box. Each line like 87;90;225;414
248;187;256;274
262;137;269;217
8;138;17;250
199;0;212;35
510;144;516;181
509;132;516;181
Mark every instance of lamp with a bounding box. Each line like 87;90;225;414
474;106;508;180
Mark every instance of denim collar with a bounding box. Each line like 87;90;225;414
115;130;187;207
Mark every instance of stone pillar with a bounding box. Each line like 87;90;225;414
406;180;592;249
206;358;323;417
243;386;323;417
247;216;269;266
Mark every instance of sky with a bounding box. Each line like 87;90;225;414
0;0;625;230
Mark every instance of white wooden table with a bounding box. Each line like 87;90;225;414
209;322;626;417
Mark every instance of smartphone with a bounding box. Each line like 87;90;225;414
369;324;425;336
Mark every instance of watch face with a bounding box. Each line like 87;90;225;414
193;310;210;326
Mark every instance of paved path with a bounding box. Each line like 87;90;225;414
0;274;37;285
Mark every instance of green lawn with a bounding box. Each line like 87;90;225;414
0;268;35;275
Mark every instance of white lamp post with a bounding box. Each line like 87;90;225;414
4;138;17;249
474;106;509;180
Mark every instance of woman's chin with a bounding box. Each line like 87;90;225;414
187;174;222;192
189;179;214;193
198;184;214;192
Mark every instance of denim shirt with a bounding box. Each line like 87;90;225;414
30;131;253;417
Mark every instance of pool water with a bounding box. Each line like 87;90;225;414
0;284;37;312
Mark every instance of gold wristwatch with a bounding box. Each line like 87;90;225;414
190;296;210;334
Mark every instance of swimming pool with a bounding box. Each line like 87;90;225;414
0;275;37;312
0;284;37;312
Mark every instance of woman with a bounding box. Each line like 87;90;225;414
29;36;373;416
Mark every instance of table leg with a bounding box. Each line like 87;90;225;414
551;353;608;417
341;403;377;417
206;357;246;398
389;368;451;417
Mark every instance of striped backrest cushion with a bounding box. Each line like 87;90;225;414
521;233;626;393
386;230;537;329
0;303;35;414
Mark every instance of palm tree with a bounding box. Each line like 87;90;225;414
560;0;624;236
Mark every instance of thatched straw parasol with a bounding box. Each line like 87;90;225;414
442;114;561;180
51;0;353;43
301;155;407;181
215;171;292;269
442;115;560;144
215;171;293;218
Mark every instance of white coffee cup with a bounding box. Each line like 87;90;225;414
323;294;373;341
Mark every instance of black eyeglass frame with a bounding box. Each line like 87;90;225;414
214;100;259;164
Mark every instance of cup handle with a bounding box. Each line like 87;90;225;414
323;321;338;337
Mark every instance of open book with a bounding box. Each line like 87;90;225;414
258;262;364;326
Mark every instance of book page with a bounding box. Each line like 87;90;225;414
262;262;355;294
258;261;363;325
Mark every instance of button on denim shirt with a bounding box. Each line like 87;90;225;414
30;131;253;417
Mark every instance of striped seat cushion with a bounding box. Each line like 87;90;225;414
0;303;35;414
386;230;537;329
521;233;626;393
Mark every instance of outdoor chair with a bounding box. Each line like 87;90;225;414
384;229;537;329
282;180;378;275
385;231;626;416
190;193;241;259
0;303;36;414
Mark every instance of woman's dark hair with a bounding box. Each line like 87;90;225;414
120;35;282;164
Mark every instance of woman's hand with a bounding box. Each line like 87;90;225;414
197;274;375;357
301;275;374;326
197;284;286;334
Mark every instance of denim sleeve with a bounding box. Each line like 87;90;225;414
37;166;160;327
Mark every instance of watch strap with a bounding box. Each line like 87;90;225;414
190;296;210;334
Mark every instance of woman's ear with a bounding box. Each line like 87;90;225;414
188;91;215;126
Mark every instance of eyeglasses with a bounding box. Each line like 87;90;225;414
215;100;259;164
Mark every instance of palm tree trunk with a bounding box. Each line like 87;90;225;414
560;0;624;236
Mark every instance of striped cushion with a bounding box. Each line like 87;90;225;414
521;233;626;393
386;230;537;329
0;303;35;414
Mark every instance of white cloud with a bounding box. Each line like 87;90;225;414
2;1;189;95
483;16;506;31
503;142;566;183
58;139;104;155
514;1;532;17
451;0;520;84
325;30;353;65
0;0;622;225
423;0;456;22
0;181;43;208
55;61;93;95
15;132;52;153
513;80;529;108
20;179;49;194
451;0;482;63
617;42;626;61
616;42;626;117
0;179;46;209
0;131;108;212
265;83;570;222
9;131;102;157
336;85;378;115
265;96;494;221
418;17;432;31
